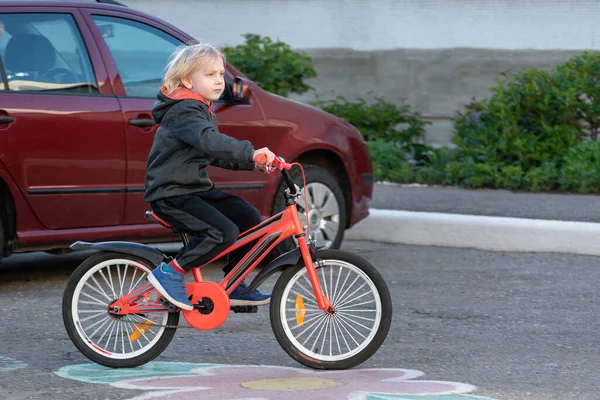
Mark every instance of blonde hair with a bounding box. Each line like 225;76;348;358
163;43;226;93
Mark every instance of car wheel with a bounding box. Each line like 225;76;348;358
0;212;4;260
270;165;347;258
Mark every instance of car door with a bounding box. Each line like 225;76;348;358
82;10;268;225
0;8;126;230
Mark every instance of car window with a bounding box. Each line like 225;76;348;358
92;15;183;98
0;13;98;94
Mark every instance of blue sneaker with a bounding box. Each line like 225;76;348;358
230;281;271;306
147;263;193;311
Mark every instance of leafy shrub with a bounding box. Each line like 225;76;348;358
222;34;317;97
452;69;583;171
312;97;431;160
524;162;559;192
555;52;600;140
414;147;456;185
366;140;414;182
559;140;600;193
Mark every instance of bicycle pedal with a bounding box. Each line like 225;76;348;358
230;305;258;313
158;296;180;312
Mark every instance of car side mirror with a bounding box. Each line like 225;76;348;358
232;76;252;102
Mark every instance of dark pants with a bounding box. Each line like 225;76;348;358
151;189;261;273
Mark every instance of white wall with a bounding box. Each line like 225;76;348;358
124;0;600;51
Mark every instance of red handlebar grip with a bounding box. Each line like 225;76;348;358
254;153;268;165
254;153;292;170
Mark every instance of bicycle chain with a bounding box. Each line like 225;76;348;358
116;316;190;329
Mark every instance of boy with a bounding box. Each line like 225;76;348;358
144;43;276;311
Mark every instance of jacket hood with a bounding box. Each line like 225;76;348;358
152;85;213;123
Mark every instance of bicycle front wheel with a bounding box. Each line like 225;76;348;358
270;249;392;369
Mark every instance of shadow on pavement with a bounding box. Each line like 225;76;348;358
0;250;95;283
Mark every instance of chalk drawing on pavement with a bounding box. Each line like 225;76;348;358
0;356;27;372
56;362;499;400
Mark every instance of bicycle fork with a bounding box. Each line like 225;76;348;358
293;216;335;314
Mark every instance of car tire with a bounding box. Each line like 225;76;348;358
0;211;4;260
270;165;347;259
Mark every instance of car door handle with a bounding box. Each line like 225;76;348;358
0;116;15;124
129;118;156;127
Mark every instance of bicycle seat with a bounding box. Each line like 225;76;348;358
145;210;173;229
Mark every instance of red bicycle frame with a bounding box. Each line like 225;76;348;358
110;193;333;316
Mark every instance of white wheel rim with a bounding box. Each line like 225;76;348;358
280;260;382;362
70;259;169;359
296;182;340;249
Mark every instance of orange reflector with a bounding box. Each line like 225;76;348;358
130;319;153;342
295;295;306;326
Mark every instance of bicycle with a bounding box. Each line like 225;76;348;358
62;156;392;370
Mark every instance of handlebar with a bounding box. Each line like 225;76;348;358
254;154;297;193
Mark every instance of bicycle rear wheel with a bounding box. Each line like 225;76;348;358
62;252;178;368
270;249;392;369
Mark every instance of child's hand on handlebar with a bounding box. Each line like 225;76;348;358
253;148;276;166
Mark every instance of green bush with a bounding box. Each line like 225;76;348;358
555;52;600;140
453;68;583;171
312;97;431;159
559;140;600;193
414;147;456;185
366;140;414;182
495;165;524;191
524;162;559;192
447;52;600;192
222;34;317;97
463;162;497;189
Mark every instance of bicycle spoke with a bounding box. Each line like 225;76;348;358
338;312;376;323
86;315;111;336
80;292;108;306
292;313;326;334
107;266;117;298
104;319;117;349
330;314;342;355
336;285;370;309
120;320;126;354
332;315;352;351
291;285;317;304
333;274;360;308
88;318;112;341
331;266;342;304
80;310;107;323
320;266;330;299
117;264;124;298
335;281;367;309
97;319;116;346
336;312;372;333
336;313;367;341
89;275;111;301
98;268;117;299
334;314;361;347
131;271;146;294
319;317;330;355
309;316;329;353
296;314;327;342
336;298;376;310
128;268;138;294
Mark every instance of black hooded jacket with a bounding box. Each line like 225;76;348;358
144;86;255;203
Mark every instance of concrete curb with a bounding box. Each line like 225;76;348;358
345;209;600;256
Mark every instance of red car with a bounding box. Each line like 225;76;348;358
0;0;373;259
